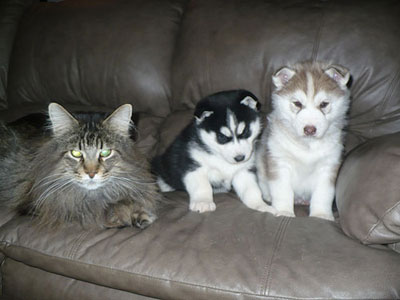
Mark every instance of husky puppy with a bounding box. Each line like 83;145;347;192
256;61;351;220
152;90;275;214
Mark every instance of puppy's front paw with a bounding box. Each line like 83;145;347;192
275;210;296;218
247;202;277;214
310;212;334;221
190;201;216;213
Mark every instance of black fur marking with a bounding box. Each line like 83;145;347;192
194;90;259;135
151;89;261;191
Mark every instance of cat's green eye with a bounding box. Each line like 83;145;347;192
71;150;82;158
100;149;112;158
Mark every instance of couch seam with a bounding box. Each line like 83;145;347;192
65;230;92;260
0;249;5;297
310;1;329;61
259;217;286;296
258;218;283;295
169;0;190;110
0;241;347;300
376;67;400;124
363;200;400;244
263;217;291;296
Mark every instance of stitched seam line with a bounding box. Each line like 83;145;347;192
66;231;91;260
376;68;400;122
259;217;287;296
363;200;400;244
264;217;291;296
0;241;394;300
311;2;328;61
259;218;284;295
0;241;340;300
0;249;5;297
169;0;190;111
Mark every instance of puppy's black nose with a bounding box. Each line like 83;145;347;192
304;125;317;136
234;155;245;162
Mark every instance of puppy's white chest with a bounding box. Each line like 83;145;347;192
285;141;338;195
191;148;251;191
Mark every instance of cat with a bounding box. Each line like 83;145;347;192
0;103;160;229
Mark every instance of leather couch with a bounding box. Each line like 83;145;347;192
1;0;400;299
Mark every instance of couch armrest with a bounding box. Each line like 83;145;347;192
336;132;400;245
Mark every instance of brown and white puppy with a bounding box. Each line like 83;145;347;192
256;61;351;220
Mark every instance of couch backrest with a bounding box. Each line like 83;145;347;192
3;0;186;120
1;0;400;152
0;0;37;110
171;0;400;152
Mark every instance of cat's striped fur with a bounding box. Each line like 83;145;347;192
0;103;160;229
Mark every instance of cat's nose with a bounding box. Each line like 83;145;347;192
87;171;96;179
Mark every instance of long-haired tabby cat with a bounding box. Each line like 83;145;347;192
0;103;160;229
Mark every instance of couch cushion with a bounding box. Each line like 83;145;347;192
1;192;399;299
337;132;400;245
171;0;400;152
0;0;36;110
2;0;186;121
2;258;156;300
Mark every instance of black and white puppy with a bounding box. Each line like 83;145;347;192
152;90;276;213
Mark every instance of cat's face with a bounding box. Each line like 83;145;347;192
48;103;133;191
65;140;116;190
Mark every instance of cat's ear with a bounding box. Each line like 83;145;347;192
48;103;79;136
103;104;132;136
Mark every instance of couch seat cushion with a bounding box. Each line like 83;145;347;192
1;192;400;299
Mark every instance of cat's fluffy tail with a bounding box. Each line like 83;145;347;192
0;123;31;213
0;122;20;152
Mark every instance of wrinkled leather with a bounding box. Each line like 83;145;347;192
2;258;156;300
1;192;400;300
1;0;400;299
0;0;36;109
389;242;400;254
337;132;400;245
4;0;186;120
171;0;400;153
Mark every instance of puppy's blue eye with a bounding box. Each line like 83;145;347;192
217;133;232;144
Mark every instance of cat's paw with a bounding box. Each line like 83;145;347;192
104;201;157;229
190;201;216;213
275;210;296;217
132;211;157;229
104;208;132;228
310;212;334;221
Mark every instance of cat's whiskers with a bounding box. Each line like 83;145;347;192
34;178;74;209
111;173;157;185
108;176;153;201
29;173;66;194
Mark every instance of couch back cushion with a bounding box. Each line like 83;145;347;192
4;0;186;120
172;0;400;152
0;0;36;110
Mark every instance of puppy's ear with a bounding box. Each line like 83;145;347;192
272;67;296;89
195;111;214;125
240;96;260;111
48;103;79;136
324;65;350;89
